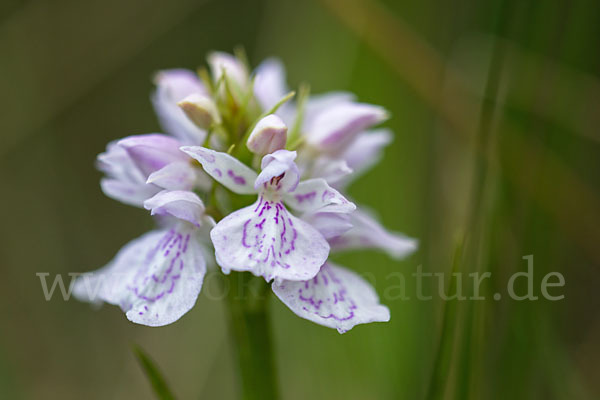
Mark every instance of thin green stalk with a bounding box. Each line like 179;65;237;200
426;242;464;400
455;2;513;399
224;272;279;400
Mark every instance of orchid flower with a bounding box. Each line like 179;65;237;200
74;190;213;326
181;146;354;282
76;51;416;336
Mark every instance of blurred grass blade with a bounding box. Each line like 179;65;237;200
426;242;463;400
133;345;176;400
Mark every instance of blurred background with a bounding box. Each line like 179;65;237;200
1;0;599;398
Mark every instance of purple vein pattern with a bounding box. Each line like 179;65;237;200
272;263;391;333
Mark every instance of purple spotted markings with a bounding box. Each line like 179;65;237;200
211;195;329;282
272;263;391;333
243;198;296;268
74;226;206;327
128;229;190;309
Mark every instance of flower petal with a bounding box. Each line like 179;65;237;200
302;92;356;129
146;161;200;191
308;157;353;185
180;146;258;194
74;226;206;327
272;263;390;333
118;134;187;177
97;140;160;206
210;198;329;282
339;129;392;186
144;190;205;227
305;102;388;153
302;212;353;240
254;58;288;111
329;209;418;259
97;141;146;184
255;150;299;192
152;69;207;144
283;178;356;214
100;178;160;207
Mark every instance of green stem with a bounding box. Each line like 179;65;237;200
224;272;279;400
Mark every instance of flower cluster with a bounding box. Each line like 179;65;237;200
74;52;417;333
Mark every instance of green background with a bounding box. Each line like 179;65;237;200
1;0;598;398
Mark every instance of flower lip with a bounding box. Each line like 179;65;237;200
254;150;299;192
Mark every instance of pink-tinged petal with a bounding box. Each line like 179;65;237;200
181;146;258;194
254;58;288;111
100;178;160;207
210;198;329;282
146;161;198;191
97;141;146;183
97;140;161;207
73;226;206;327
247;115;288;156
283;178;356;214
152;69;207;144
144;190;205;227
329;209;418;259
118;134;187;177
305;102;388;153
302;92;356;129
207;52;248;89
339;129;392;186
255;150;299;192
302;212;353;240
272;263;390;333
309;157;353;185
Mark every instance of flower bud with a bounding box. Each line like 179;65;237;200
177;93;221;130
247;115;288;155
207;52;248;90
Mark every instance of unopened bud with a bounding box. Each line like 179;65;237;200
207;52;249;89
247;115;288;155
178;93;221;130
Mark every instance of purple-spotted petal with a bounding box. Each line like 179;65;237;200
329;209;418;259
181;146;258;194
283;178;356;214
255;150;299;192
210;198;329;282
254;58;288;111
272;263;390;333
73;226;206;327
305;102;388;153
144;190;205;227
152;69;207;144
118;134;187;177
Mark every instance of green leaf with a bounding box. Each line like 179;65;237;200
133;345;176;400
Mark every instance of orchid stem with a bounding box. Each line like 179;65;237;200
224;272;279;400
